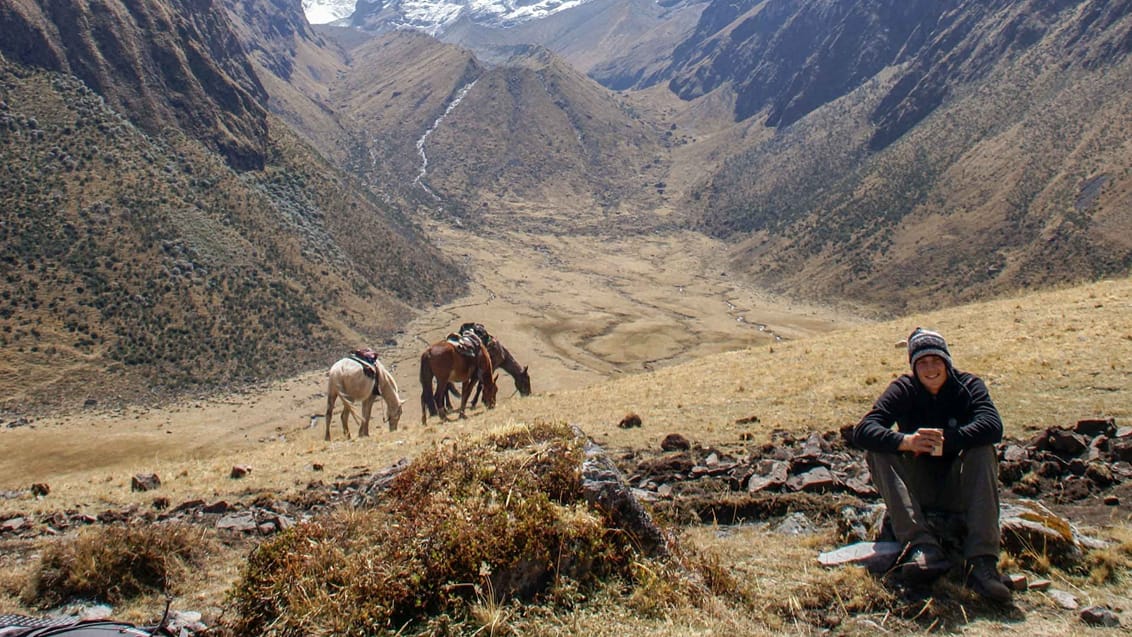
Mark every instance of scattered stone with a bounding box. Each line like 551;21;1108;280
1111;438;1132;462
1047;428;1089;455
130;473;161;492
230;465;252;479
311;463;324;471
818;540;902;574
78;605;113;621
1080;605;1121;627
774;511;815;535
216;511;259;533
747;460;788;493
1075;418;1116;437
165;610;207;635
202;500;231;514
1;517;28;533
1048;589;1079;610
30;483;49;497
660;433;691;451
1005;573;1028;590
618;413;642;428
1103;495;1120;506
579;431;668;558
787;466;836;492
1029;578;1051;591
1002;445;1029;462
152;497;170;510
1000;500;1103;568
1086;462;1115;487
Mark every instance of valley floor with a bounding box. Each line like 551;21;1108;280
0;226;857;492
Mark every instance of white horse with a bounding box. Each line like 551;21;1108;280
324;357;404;440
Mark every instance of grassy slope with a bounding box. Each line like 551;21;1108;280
1;275;1129;635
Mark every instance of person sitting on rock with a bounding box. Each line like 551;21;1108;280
852;327;1012;603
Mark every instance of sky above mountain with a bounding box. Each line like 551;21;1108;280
302;0;594;30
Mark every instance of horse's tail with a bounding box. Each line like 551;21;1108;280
419;351;437;417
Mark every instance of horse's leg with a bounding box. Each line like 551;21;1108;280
360;396;374;437
471;380;482;408
420;353;436;426
340;399;352;440
324;387;337;442
457;380;472;419
437;372;452;421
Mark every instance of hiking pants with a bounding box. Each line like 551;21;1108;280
866;444;1001;559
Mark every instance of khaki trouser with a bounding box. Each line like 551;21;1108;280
866;444;1001;559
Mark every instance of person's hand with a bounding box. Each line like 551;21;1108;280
899;428;943;455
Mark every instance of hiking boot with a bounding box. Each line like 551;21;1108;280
966;556;1013;603
894;543;951;584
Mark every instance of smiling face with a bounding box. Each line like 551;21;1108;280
914;354;949;395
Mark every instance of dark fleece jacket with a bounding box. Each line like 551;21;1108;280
853;369;1003;456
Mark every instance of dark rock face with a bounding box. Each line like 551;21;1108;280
226;0;325;82
668;0;946;129
0;0;269;170
658;0;1132;148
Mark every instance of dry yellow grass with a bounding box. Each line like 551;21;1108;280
1;229;1129;634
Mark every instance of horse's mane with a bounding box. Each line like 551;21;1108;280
375;359;400;396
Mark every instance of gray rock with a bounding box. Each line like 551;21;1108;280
579;429;668;558
818;540;902;574
1080;605;1121;627
1047;589;1079;610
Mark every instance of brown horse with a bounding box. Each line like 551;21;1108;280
452;338;530;408
420;339;498;424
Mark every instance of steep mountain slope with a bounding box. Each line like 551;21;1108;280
421;46;670;229
0;0;269;169
321;30;669;229
0;0;465;411
678;0;1132;312
221;0;363;170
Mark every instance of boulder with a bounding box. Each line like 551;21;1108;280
130;473;161;492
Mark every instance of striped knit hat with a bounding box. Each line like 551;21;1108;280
908;327;952;370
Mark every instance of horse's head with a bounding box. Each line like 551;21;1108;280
515;365;531;396
387;398;405;431
482;373;499;409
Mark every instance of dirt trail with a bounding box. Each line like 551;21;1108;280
0;227;859;490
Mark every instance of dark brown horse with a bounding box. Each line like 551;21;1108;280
419;339;498;424
455;338;530;407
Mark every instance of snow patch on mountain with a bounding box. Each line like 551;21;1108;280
302;0;357;24
304;0;598;31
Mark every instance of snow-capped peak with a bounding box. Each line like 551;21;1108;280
302;0;357;25
303;0;598;32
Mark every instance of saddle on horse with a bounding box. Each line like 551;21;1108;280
348;348;382;395
458;322;492;346
445;331;483;359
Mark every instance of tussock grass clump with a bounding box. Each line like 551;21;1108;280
627;540;750;618
20;522;213;608
224;422;644;636
762;565;892;629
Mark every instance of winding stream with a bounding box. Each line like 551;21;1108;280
413;79;479;198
